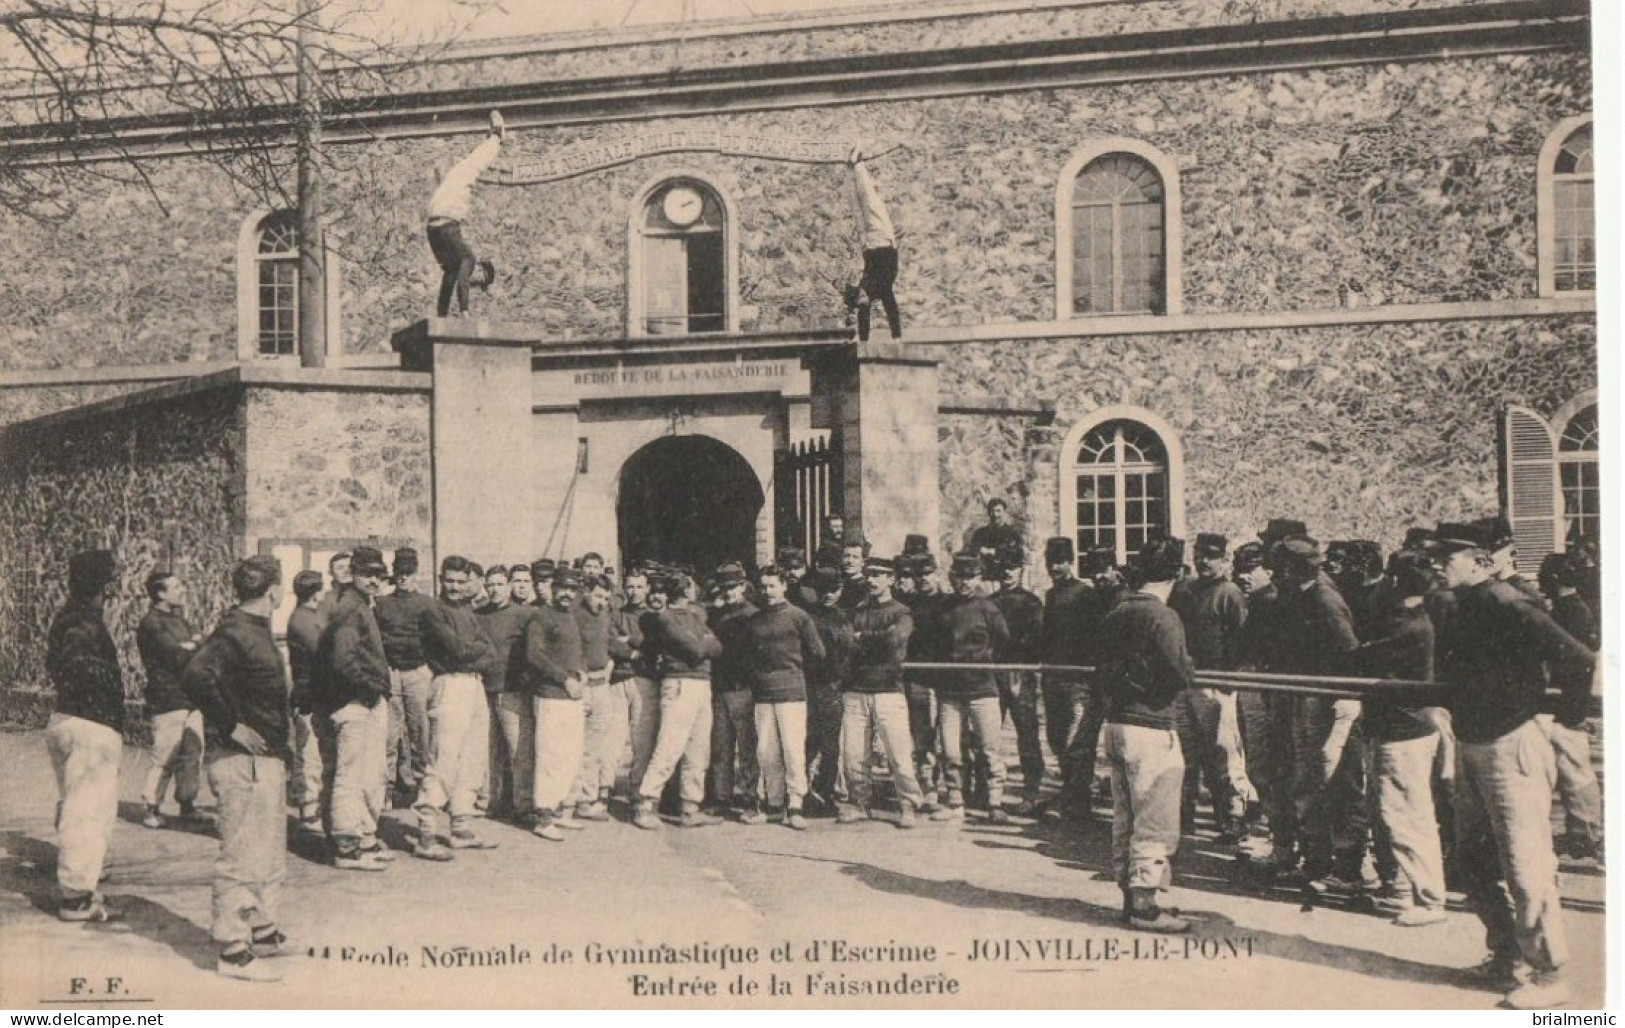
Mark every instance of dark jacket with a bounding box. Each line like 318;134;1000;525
904;587;950;665
967;522;1022;558
608;603;647;682
991;586;1043;663
373;588;435;670
1343;577;1391;643
709;598;759;692
479;601;537;695
1169;576;1247;671
1438;578;1595;744
181;608;289;757
1270;573;1360;676
845;597;914;694
1095;591;1195;731
421;596;500;680
1041;576;1095;669
286;603;324;715
136;605;196;715
806;603;856;691
925;593;1010;700
1549;591;1599;727
1348;601;1436;743
743;600;826;704
46;598;125;733
837;576;869;612
522;605;586;700
1237;582;1283;671
311;584;391;716
645;604;722;680
575;604;613;674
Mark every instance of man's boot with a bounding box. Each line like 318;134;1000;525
1126;888;1190;934
632;799;662;831
680;803;723;828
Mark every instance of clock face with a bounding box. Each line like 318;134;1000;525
662;187;705;227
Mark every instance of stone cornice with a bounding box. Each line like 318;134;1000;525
0;0;1588;162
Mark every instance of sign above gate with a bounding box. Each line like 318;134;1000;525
491;130;880;185
534;356;808;405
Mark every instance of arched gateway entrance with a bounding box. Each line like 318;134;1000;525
616;435;763;573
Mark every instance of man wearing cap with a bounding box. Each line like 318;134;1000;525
136;570;204;830
927;552;1013;823
966;498;1023;566
522;566;588;840
1035;537;1092;821
777;547;818;609
1097;538;1196;933
572;576;620;822
707;562;762;819
285;569;327;833
1474;516;1544;603
531;559;556;606
1270;534;1366;890
1231;536;1290;858
804;567;855;813
1328;541;1388;642
607;567;658;809
310;546;393;870
413;555;502;859
1168;533;1251;841
1349;549;1448;927
181;556;293;981
633;570;725;830
839;556;927;826
901;544;947;808
1433;521;1594;1008
375;547;435;809
990;553;1046;814
44;549;126;923
741;565;826;828
1537;550;1603;863
478;562;537;823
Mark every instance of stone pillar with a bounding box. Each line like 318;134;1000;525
808;344;940;559
395;320;536;567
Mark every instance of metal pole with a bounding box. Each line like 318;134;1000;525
296;0;327;369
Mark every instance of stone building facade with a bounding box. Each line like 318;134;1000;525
0;0;1596;713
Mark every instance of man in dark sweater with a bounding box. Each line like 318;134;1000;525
375;546;434;808
927;553;1011;824
1036;537;1089;816
707;563;761;819
1537;549;1603;862
991;555;1044;813
1041;543;1120;822
181;556;293;982
803;568;854;814
479;562;538;823
524;566;588;840
902;547;947;809
1433;521;1594;1009
840;557;926;826
1349;548;1447;927
777;547;819;609
742;565;826;828
136;570;203;830
1231;535;1294;868
285;569;327;832
310;546;394;871
608;567;658;808
1167;533;1250;840
1096;538;1195;934
633;570;724;830
44;549;126;923
966;498;1023;566
413;555;502;860
573;575;620;822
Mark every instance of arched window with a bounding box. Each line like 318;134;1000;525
235;209;342;360
255;211;300;356
1559;403;1599;546
1061;410;1186;569
631;177;731;336
1056;140;1182;319
1539;116;1595;296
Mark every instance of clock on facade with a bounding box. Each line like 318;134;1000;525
662;186;705;227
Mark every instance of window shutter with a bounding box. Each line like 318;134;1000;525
1500;405;1562;576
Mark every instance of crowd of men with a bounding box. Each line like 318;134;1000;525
37;501;1602;1004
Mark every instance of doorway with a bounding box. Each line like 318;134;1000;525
616;435;763;573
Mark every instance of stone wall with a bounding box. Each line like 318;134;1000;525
0;47;1591;383
243;386;433;554
0;387;244;728
934;313;1596;561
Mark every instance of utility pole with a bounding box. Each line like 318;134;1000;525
296;0;327;368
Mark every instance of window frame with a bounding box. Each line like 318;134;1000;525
1055;139;1183;320
626;172;740;338
1537;114;1595;298
235;209;343;362
1553;390;1599;548
1057;406;1187;569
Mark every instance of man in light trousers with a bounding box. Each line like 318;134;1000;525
633;571;724;830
